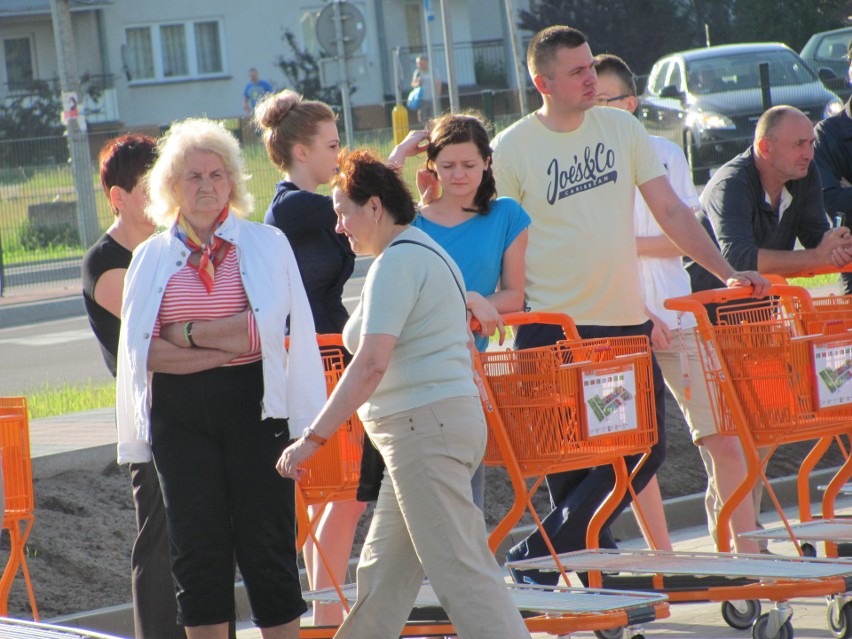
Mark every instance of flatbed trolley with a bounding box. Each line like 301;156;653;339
508;549;852;639
662;284;852;637
293;334;365;616
294;330;671;638
300;582;670;639
664;284;852;556
472;312;658;583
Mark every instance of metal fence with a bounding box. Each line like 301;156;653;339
0;86;537;296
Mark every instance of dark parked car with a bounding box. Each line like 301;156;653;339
800;26;852;101
639;42;843;182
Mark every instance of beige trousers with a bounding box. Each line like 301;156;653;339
334;395;529;639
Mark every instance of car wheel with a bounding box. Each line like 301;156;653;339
685;131;710;185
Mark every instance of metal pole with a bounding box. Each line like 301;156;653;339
423;0;437;118
49;0;99;248
503;0;528;116
437;0;458;114
393;47;402;105
332;0;354;149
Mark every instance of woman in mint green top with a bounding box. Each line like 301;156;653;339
277;149;530;639
389;113;531;507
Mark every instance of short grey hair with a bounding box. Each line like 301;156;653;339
754;105;807;144
146;118;253;226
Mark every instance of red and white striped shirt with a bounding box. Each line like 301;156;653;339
154;244;261;365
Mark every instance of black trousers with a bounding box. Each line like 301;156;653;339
151;361;306;628
129;460;186;639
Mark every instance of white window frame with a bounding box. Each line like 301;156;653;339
124;18;228;85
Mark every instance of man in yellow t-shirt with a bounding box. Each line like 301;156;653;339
492;25;769;586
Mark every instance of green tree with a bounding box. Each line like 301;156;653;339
516;0;702;74
729;0;844;51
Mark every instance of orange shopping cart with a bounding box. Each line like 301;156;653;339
664;284;852;555
501;301;852;639
473;311;658;573
0;396;38;620
293;334;365;620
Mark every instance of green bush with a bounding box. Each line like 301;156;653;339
17;218;79;251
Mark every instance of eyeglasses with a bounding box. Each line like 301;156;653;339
595;94;631;106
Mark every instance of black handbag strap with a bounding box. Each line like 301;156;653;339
388;238;466;310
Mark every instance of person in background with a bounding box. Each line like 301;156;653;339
244;68;273;114
387;112;530;510
254;89;363;626
594;53;760;554
814;37;852;294
82;134;190;639
116;118;325;639
411;55;441;123
688;105;852;296
278;148;531;639
491;25;768;586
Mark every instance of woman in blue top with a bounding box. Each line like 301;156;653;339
389;113;530;507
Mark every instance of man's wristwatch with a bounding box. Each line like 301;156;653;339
303;426;327;447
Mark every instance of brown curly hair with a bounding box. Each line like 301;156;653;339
332;148;417;225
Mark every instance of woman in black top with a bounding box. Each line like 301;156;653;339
81;134;190;639
254;90;361;626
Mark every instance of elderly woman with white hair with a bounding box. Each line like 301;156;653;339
115;117;325;639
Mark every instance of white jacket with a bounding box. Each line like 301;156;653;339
115;212;326;464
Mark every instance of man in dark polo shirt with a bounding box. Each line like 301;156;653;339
687;105;852;295
814;38;852;293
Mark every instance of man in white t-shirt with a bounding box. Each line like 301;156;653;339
594;53;760;555
492;25;769;585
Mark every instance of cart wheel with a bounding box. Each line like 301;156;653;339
722;599;761;629
827;598;852;639
593;629;623;639
752;613;794;639
801;542;817;557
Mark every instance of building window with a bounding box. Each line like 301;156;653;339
124;19;225;83
4;37;34;91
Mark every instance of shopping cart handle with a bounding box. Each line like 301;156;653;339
664;283;812;313
766;263;852;280
470;311;580;340
284;334;345;349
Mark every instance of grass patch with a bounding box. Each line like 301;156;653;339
26;380;114;420
787;273;840;289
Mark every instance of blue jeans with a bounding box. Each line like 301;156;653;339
507;321;667;585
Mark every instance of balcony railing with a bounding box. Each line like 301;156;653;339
397;39;510;91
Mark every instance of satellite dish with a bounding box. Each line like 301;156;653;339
316;1;366;57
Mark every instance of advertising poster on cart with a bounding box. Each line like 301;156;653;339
582;364;638;437
813;342;852;409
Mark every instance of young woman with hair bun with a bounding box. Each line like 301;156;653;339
255;90;363;626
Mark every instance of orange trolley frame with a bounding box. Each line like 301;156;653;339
472;311;658;587
665;284;852;555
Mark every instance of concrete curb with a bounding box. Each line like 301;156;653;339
0;296;85;329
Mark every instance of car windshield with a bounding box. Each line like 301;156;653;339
685;50;817;94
